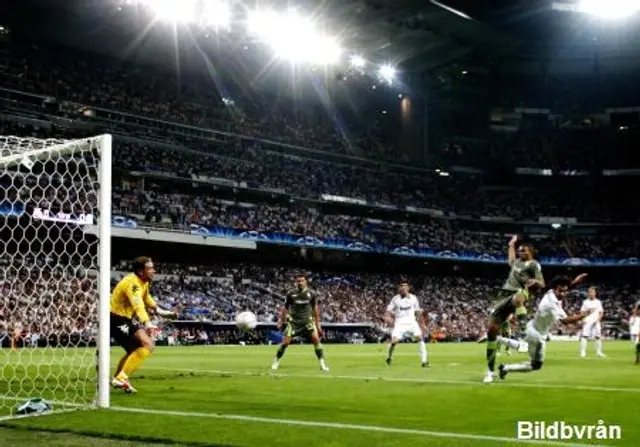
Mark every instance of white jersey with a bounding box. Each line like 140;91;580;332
532;290;567;337
580;298;603;324
630;316;640;335
387;294;421;324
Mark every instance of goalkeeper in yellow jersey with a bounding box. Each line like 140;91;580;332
110;256;175;393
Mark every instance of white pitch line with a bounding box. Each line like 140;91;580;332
143;365;640;394
111;406;611;447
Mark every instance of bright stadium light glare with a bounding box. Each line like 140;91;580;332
146;0;199;23
202;0;232;29
576;0;640;20
310;36;342;65
377;64;396;84
248;9;342;65
350;55;365;68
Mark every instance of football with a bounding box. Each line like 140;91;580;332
235;311;258;331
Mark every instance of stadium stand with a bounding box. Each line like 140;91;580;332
1;41;640;350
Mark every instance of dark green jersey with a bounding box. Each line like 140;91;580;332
502;258;543;292
285;288;317;327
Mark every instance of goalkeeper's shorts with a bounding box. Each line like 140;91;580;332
110;313;143;353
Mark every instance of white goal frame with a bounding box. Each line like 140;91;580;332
0;134;112;414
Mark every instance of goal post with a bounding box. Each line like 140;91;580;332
0;134;112;418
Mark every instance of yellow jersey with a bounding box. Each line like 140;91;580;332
110;273;156;323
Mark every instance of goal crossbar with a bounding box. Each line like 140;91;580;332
0;137;105;169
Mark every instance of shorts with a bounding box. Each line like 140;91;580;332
582;321;602;339
284;321;317;340
391;321;423;340
110;313;143;353
631;334;640;344
524;321;547;364
489;290;519;323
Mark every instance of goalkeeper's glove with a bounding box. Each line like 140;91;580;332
155;307;178;319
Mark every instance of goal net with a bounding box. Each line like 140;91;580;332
0;134;112;419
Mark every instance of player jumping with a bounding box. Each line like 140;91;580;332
271;274;329;372
110;257;176;393
385;281;429;367
579;287;605;358
483;236;545;384
497;275;590;379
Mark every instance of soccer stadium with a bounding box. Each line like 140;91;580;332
1;0;640;445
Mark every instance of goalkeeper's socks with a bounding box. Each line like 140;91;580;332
314;346;324;360
121;347;151;378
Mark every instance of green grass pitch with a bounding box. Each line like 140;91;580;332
1;341;638;446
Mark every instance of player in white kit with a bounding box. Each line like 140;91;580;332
579;287;605;358
496;276;591;380
631;301;640;364
385;281;429;367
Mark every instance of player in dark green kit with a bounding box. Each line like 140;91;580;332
271;274;329;371
483;236;545;383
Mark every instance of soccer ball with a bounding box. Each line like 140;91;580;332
235;311;258;331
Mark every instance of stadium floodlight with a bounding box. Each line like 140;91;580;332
0;134;113;417
377;64;396;84
553;1;640;20
146;0;199;23
248;9;342;65
202;0;232;29
350;55;365;68
577;0;640;19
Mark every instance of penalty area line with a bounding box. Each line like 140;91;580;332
111;406;611;447
143;366;640;394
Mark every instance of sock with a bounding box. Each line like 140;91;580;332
418;340;428;364
117;347;151;380
314;345;324;360
515;306;528;336
387;343;396;360
486;339;498;372
595;338;603;355
275;344;287;361
635;343;640;359
504;362;533;373
580;338;587;356
497;336;521;350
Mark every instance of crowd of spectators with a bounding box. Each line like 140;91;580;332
111;140;623;221
0;43;402;161
0;253;97;347
2;117;639;260
3;42;640;172
2;250;637;347
3;118;627;223
109;261;638;341
113;188;640;259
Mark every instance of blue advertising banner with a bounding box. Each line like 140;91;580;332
3;213;619;267
178;221;639;267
